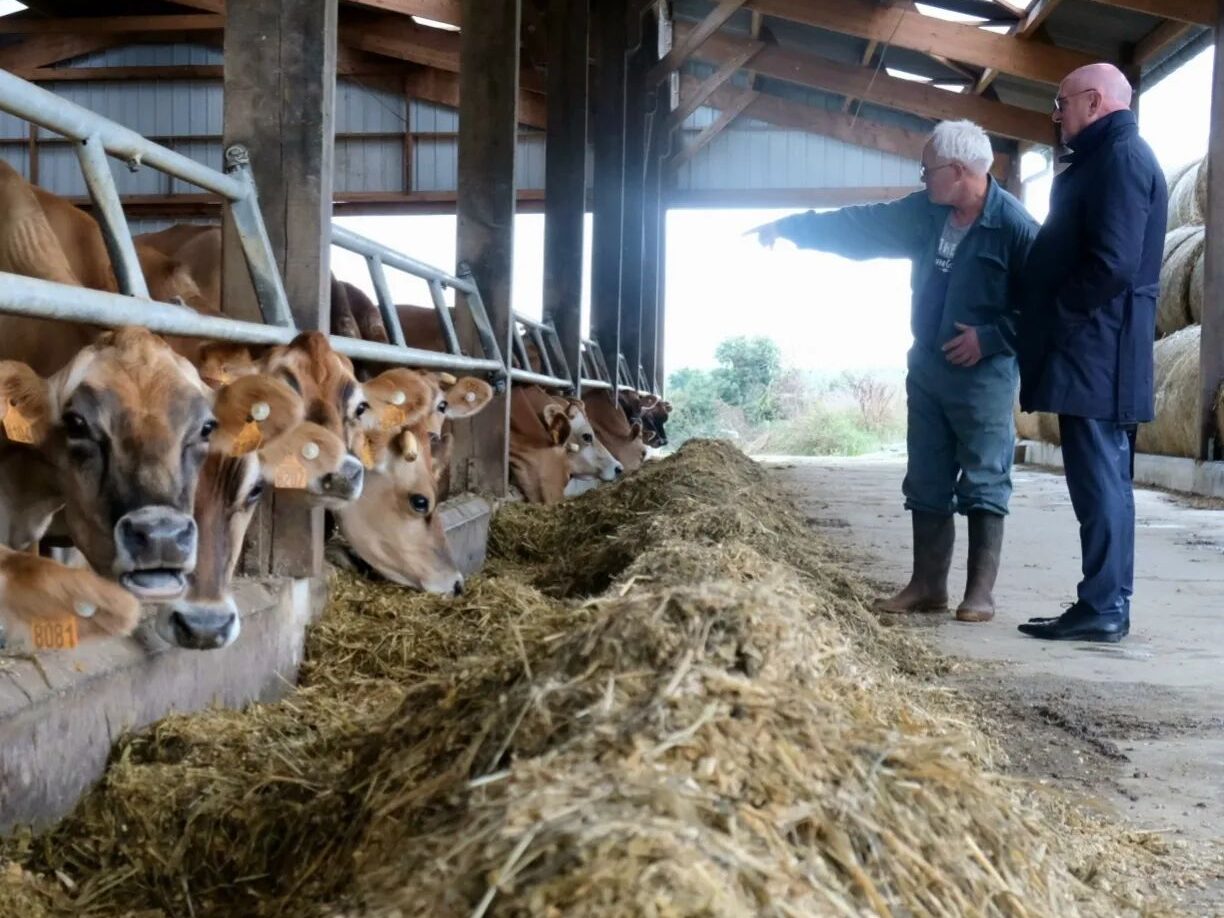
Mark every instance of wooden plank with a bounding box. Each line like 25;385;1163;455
0;34;123;70
341;10;545;93
403;65;547;128
669;186;921;208
1201;2;1224;459
0;14;223;33
620;9;656;382
590;0;628;388
224;0;336;577
842;38;878;113
1089;0;1214;28
19;55;409;80
667;40;761;130
344;0;461;24
1134;20;1198;68
649;0;746;84
686;25;1054;144
453;0;519;496
1017;0;1066;38
671;88;757;169
542;0;589;389
746;0;1102;87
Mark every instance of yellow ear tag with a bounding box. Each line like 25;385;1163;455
438;372;457;386
4;403;34;444
231;420;262;456
32;617;79;651
358;438;376;469
379;404;406;431
274;454;309;489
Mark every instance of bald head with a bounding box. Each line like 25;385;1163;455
1054;63;1133;144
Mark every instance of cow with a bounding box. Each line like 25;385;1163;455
516;385;621;497
582;388;648;473
619;389;670;449
508;385;573;503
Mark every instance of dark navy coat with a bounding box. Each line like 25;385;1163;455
1017;110;1168;423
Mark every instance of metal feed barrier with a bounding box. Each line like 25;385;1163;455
0;69;503;379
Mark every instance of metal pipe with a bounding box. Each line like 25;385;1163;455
455;266;505;367
0;69;247;200
0;272;503;374
510;368;574;389
366;255;408;347
76;135;150;299
332;224;476;294
579;378;613;391
224;148;295;327
427;279;463;355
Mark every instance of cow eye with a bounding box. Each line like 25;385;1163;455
582;432;593;444
62;411;89;439
409;494;430;514
354;400;369;418
245;479;266;507
437;400;448;414
200;418;218;440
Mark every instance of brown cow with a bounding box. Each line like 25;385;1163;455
508;385;573;504
583;388;647;473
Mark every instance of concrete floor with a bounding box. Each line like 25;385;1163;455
769;456;1224;875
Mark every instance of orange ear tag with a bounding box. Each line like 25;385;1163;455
231;420;262;456
358;438;376;469
4;404;34;444
274;454;309;489
32;617;79;651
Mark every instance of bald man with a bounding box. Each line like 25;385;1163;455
1016;64;1168;643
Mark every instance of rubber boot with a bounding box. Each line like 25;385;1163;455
875;511;954;615
956;511;1004;622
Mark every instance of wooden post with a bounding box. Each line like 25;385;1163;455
640;61;667;392
618;8;655;387
453;0;520;495
1201;11;1224;461
591;0;628;385
542;0;589;390
223;0;336;577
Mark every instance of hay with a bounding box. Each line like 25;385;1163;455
1157;226;1204;338
1189;246;1205;325
1195;158;1208;222
1013;398;1040;442
4;442;1194;917
1166;158;1204;232
1037;410;1062;446
1135;325;1224;458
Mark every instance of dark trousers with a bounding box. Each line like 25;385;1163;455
1059;415;1136;615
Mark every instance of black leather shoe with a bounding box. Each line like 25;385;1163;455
1018;602;1126;642
1027;601;1129;637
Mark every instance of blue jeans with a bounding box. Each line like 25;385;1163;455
902;350;1017;517
1059;415;1135;615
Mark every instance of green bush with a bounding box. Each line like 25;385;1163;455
765;404;888;457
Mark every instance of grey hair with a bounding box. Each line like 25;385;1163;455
929;120;993;175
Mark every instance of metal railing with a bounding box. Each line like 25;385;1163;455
579;339;614;391
616;352;655;396
508;313;573;389
0;70;508;380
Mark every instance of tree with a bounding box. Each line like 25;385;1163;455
712;336;782;423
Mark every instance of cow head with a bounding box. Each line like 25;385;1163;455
338;420;465;596
416;372;494;500
583;389;647;473
259;331;370;454
557;396;621;483
13;328;217;602
637;395;671;448
509;386;572;504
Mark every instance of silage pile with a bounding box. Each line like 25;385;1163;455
1;442;1191;917
1018;155;1224;458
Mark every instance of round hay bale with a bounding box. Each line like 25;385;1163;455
1157;225;1203;337
1037;411;1061;446
1135;325;1203;458
1195;157;1209;221
1190;246;1205;325
1014;401;1040;442
1168;166;1203;231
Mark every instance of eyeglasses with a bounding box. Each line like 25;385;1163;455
919;163;955;181
1053;88;1095;112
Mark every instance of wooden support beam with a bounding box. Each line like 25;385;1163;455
1201;2;1224;460
974;0;1061;95
454;0;520;496
685;25;1055;144
1088;0;1214;28
0;34;123;71
671;89;757;169
542;0;589;389
641;75;669;393
649;0;746;84
1134;19;1198;68
590;0;628;388
620;9;656;382
224;0;336;578
344;0;461;24
744;0;1100;86
0;14;223;33
667;39;761;130
842;39;878;112
402;65;547;128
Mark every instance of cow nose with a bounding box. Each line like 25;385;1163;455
114;507;197;584
613;464;624;477
161;600;241;651
322;455;366;501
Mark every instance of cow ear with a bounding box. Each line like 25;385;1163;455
363;369;432;431
196;342;256;389
660;400;672;414
629;420;643;441
443;377;494;419
0;361;51;447
561;396;585;419
212;375;303;456
257;422;345;489
542;403;571;446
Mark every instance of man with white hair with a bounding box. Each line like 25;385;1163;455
752;120;1037;623
1016;64;1167;643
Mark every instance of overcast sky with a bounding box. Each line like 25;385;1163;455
336;46;1214;377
